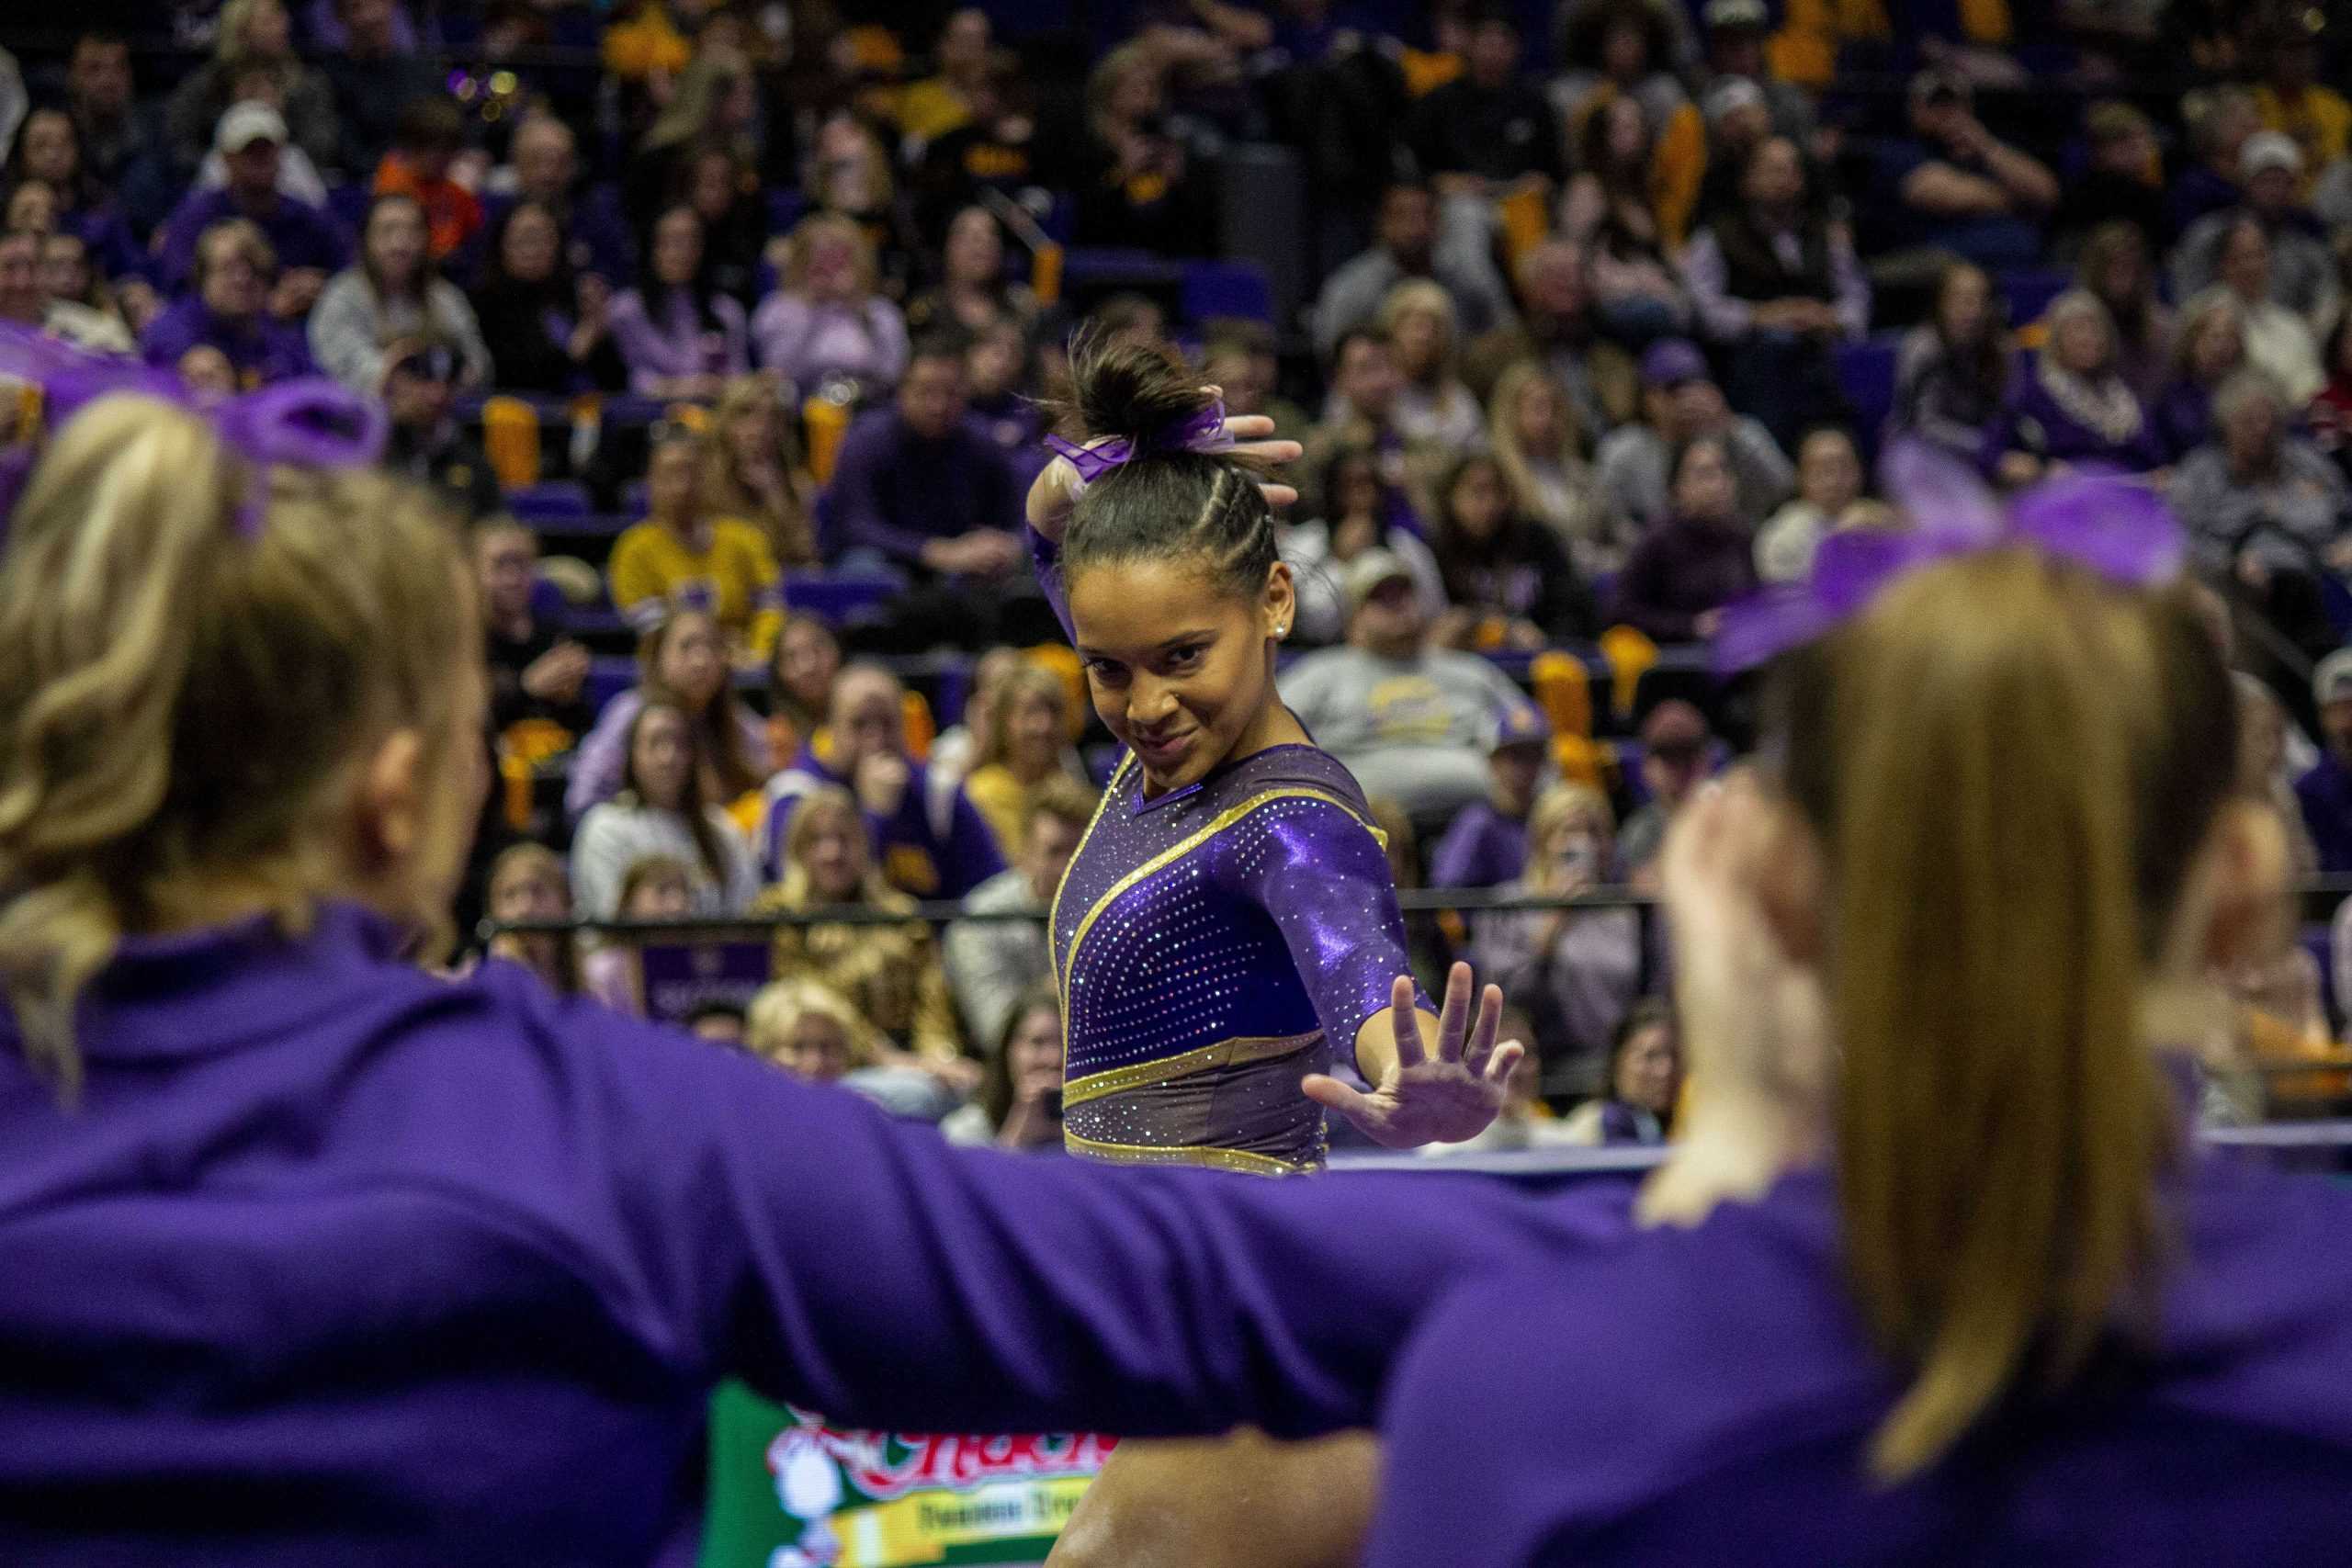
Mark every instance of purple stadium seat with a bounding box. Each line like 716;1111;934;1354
507;481;591;522
1181;260;1273;325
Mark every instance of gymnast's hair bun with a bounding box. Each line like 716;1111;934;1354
1069;332;1214;451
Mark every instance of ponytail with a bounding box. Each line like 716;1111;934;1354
0;395;472;1092
1776;550;2235;1481
1057;333;1277;602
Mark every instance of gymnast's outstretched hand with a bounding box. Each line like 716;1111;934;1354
1304;965;1523;1148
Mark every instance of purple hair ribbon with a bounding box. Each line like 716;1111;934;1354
0;323;387;538
1713;440;2187;673
1042;399;1236;486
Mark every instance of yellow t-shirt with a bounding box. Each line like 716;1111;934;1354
2256;85;2352;192
898;77;973;144
961;763;1033;861
601;7;693;82
607;516;785;658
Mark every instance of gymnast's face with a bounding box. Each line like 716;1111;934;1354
1069;556;1295;796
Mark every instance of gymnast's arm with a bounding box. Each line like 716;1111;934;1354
556;988;1606;1440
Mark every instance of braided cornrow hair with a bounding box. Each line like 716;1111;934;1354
1055;334;1278;601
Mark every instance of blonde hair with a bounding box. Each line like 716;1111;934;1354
214;0;286;66
1523;782;1614;885
1774;550;2239;1481
745;975;882;1069
1375;277;1461;382
974;662;1070;775
642;46;752;156
616;852;695;915
703;376;816;566
486;842;579;994
782;212;879;300
0;396;472;1092
775;785;903;911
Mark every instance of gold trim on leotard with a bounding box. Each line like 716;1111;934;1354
1060;1131;1313;1176
1060;1029;1323;1110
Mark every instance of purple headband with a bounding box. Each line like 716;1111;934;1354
0;324;387;537
1042;399;1235;486
1713;441;2187;673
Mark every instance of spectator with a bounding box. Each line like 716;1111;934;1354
2171;85;2263;238
1074;44;1204;254
485;115;634;288
1984;290;2165;485
609;205;749;400
1410;6;1565;213
377;342;499;521
668;141;766;306
481;841;582;998
683;1000;748;1047
2054;101;2167;260
62;31;161;207
2309;316;2352;469
2296;649;2352;874
156;104;345;300
2173;135;2339;334
1549;0;1694;142
1611;433;1762;642
928;647;1024;805
1427;452;1598;649
1311;182;1516;365
6;109;141;286
2250;16;2348;181
758;783;973;1079
823;333;1035;638
965;318;1049;484
2174;369;2351;646
309;193;490;393
751;213;910;400
904;207;1036;340
942;987;1068;1152
468;200;626;395
1469;780;1644;1093
473;516;591;736
1560;92;1694;342
1198;321;1306;434
320;0;444;176
1429;700;1553;890
744;976;883;1086
945;779;1096;1049
1487;359;1629;576
1614;697;1713;882
1281;547;1532;832
0;230;41;330
4;182;57;240
702;375;819;569
175;344;239;400
1464;240;1640;434
567;607;770;823
609;425;784;662
1298;326;1439;533
577;854;695;1019
365;97;481;265
764;609;842;770
759;661;1006;898
899;8;995;144
37;231;134;353
802;111;924;304
1695;0;1814;142
1690;73;1775;228
961;663;1089;855
1595;336;1792;528
1755;424;1876;584
2153;289;2248;461
1891;259;2012;463
2237;672;2319;886
625;47;763;234
1377;279;1487;450
1867;70;2056;274
571;697;763;919
140;220;317;387
164;0;340;177
1279;446;1448;648
908;51;1042;239
2074;220;2175;406
2205;214;2328;405
1680;133;1866;448
1555;998;1680;1145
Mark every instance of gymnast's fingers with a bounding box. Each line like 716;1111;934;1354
1482;1040;1525;1088
1434;963;1474;1064
1301;1073;1378;1126
1391;975;1426;1067
1463;983;1503;1071
1258;480;1301;511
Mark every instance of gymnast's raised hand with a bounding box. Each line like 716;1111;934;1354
1304;964;1524;1148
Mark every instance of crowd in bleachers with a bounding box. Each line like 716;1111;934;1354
8;0;2352;1144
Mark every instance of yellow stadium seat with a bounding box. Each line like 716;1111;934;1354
1598;625;1657;722
481;395;541;491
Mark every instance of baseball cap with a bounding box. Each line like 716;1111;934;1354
1342;548;1416;616
1484;701;1552;753
1640;338;1710;389
2315;649;2352;706
1908;68;1969;107
2241;130;2305;181
1703;75;1766;126
1702;0;1770;30
1639;698;1710;757
216;101;288;154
